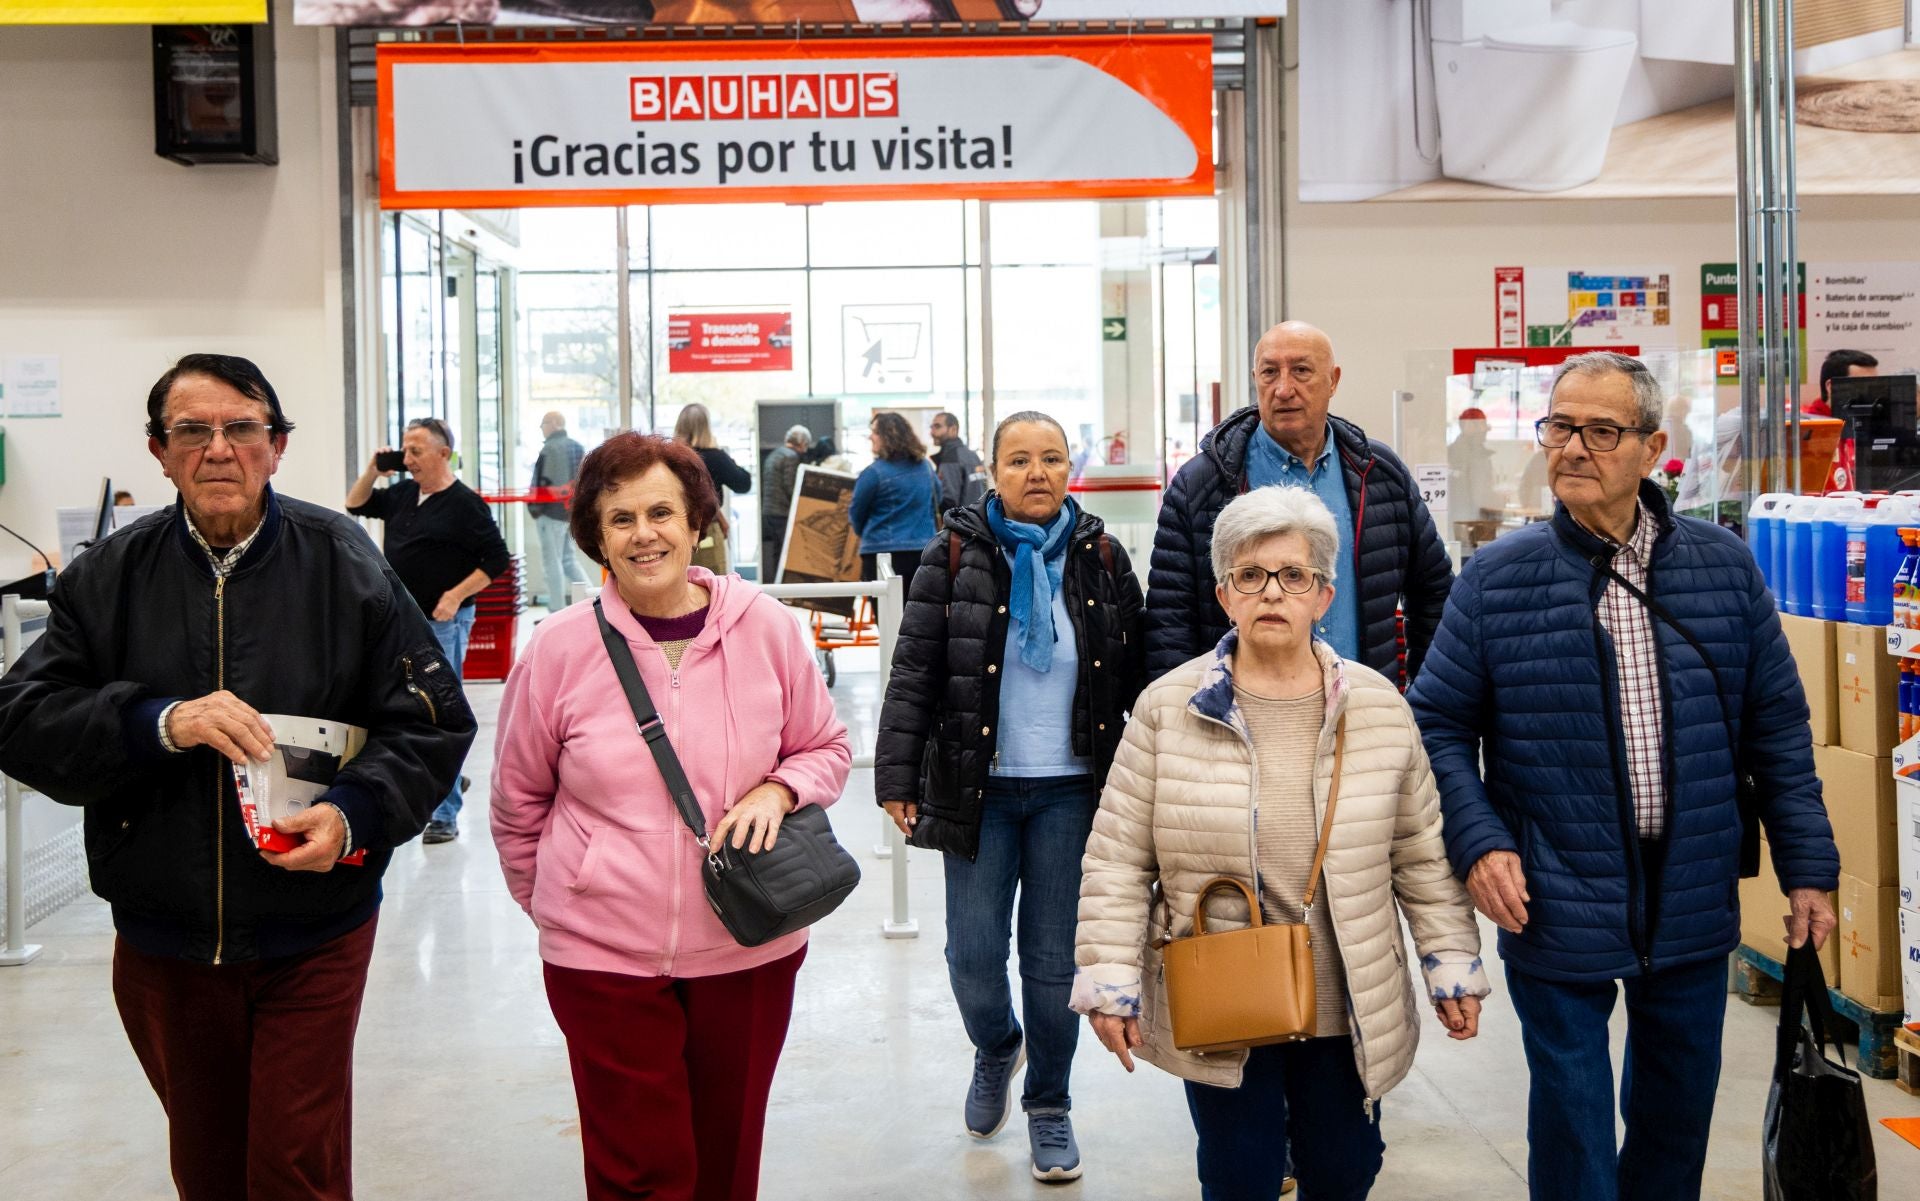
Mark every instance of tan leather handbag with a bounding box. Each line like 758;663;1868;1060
1161;718;1345;1054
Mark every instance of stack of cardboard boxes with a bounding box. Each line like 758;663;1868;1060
1772;614;1920;1026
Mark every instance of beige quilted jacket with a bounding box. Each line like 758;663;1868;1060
1070;635;1490;1100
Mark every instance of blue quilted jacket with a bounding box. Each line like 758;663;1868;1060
1406;481;1837;983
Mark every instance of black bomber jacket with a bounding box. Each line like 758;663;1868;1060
0;488;476;963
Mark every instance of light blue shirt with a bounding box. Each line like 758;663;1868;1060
991;565;1093;778
1244;420;1360;659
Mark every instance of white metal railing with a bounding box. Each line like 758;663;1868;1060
757;578;915;939
1;595;51;966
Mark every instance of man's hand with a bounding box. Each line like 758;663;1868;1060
882;801;918;837
1435;995;1482;1041
711;781;796;854
432;593;461;623
1089;1013;1144;1072
167;692;275;765
1785;886;1837;950
1466;850;1530;934
261;803;347;873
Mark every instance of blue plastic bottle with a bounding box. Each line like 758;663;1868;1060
1845;496;1914;626
1749;493;1789;590
1772;496;1801;604
1783;497;1821;617
1813;494;1865;621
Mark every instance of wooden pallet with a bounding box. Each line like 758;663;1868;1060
1895;1027;1920;1098
1733;946;1904;1080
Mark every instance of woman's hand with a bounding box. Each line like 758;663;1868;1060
882;801;918;837
1089;1013;1144;1071
1435;995;1482;1041
712;781;796;854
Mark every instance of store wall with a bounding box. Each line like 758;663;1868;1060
0;4;344;570
1282;69;1920;451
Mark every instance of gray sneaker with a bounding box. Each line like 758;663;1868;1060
963;1041;1024;1139
1027;1110;1082;1182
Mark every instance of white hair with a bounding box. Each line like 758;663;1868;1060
784;424;812;449
1550;351;1664;430
1210;486;1339;585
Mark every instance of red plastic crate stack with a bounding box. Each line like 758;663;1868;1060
463;553;527;682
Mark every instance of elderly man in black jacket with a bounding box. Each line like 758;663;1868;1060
0;354;474;1201
1146;320;1454;685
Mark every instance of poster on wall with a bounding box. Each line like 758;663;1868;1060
377;36;1212;209
667;310;794;373
4;2;263;22
1806;262;1920;382
4;355;62;418
302;1;1278;28
1298;0;1918;202
1699;261;1807;377
1495;267;1676;350
842;303;933;393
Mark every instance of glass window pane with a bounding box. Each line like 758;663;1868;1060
989;264;1101;453
518;271;620;457
516;207;618;272
809;200;965;267
649;203;806;270
989;200;1099;266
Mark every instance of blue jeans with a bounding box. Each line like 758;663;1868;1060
942;774;1097;1112
534;513;588;607
426;605;477;826
1184;1037;1382;1201
1505;955;1727;1201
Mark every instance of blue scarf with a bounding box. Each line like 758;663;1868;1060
986;496;1077;673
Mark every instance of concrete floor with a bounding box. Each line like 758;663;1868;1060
3;645;1919;1200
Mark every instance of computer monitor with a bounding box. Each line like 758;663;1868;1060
90;477;115;545
1834;375;1920;492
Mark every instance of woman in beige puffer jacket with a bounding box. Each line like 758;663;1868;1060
1071;485;1490;1201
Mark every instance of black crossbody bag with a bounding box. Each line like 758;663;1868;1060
594;600;860;947
1591;561;1764;878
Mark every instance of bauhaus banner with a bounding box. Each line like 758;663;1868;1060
306;2;1278;27
377;37;1213;209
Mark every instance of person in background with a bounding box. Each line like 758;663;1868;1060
347;416;509;844
1147;320;1453;686
876;411;1145;1184
850;411;938;595
929;410;986;516
113;489;135;506
1807;348;1880;417
673;403;753;577
761;424;811;582
1075;485;1487;1201
1408;351;1839;1201
492;432;850;1201
531;410;589;609
0;353;473;1201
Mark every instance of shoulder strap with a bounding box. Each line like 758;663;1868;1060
1594;558;1738;737
1098;532;1116;576
592;600;709;847
949;529;962;580
1301;715;1346;912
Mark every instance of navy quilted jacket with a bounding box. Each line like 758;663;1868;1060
1145;408;1454;686
1406;481;1838;983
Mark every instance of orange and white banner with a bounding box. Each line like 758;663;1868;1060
377;37;1213;209
306;2;1278;29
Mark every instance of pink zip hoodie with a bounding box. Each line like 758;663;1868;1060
491;569;852;978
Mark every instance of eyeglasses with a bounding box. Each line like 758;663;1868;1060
164;420;274;449
1227;564;1322;595
1534;418;1655;452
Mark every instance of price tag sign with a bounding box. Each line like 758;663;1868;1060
1414;464;1450;517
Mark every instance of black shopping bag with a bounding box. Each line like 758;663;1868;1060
1762;943;1877;1201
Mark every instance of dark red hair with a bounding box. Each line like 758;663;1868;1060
569;432;719;567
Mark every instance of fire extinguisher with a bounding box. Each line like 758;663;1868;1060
1107;430;1127;466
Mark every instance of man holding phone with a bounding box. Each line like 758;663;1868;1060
348;417;509;843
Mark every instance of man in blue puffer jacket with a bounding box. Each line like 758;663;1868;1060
1408;352;1838;1201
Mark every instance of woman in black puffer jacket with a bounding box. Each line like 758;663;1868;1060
875;411;1145;1183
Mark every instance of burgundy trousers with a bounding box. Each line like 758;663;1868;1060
111;915;379;1201
543;946;807;1201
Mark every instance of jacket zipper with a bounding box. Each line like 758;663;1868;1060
402;656;438;724
212;574;228;965
1590;579;1651;973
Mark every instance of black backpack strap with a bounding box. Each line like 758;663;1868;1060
593;600;709;848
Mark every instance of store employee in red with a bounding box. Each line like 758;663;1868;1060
348;416;509;844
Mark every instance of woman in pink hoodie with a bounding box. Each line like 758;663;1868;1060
492;433;851;1201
